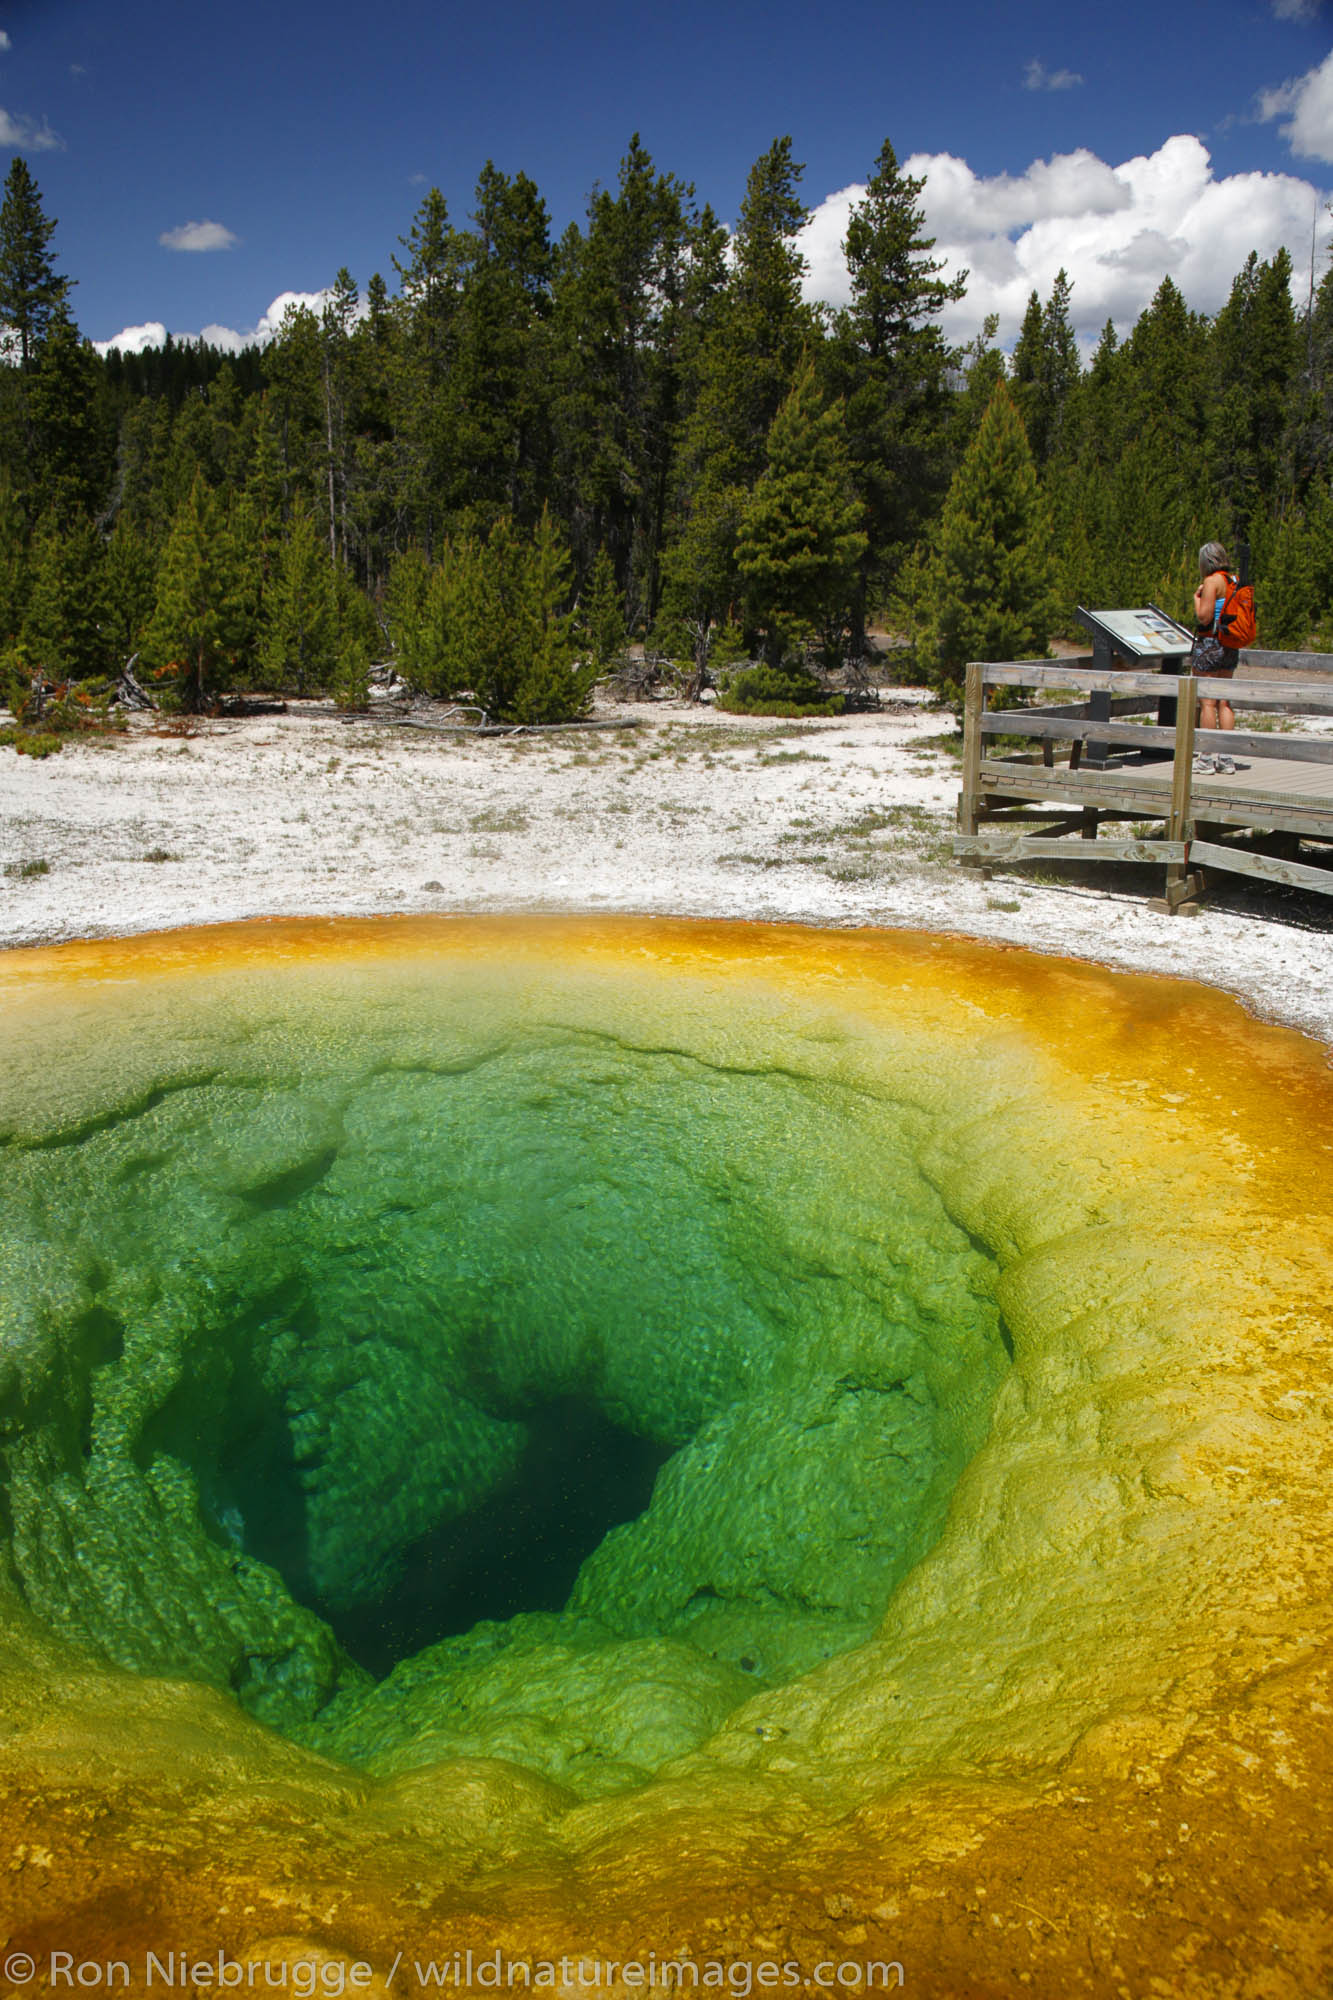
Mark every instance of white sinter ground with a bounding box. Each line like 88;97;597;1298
2;687;1331;1047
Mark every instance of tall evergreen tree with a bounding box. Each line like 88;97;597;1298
260;498;338;694
0;473;28;648
21;511;108;680
0;158;69;368
320;268;360;564
27;302;110;517
664;139;816;649
1057;278;1211;604
505;506;593;723
581;547;626;667
384;543;433;682
263;304;327;502
1208;248;1300;534
735;359;867;665
147;474;248;710
449;163;552;530
825;136;965;638
901;382;1056;697
1010;268;1079;466
681;137;816;496
103;515;158;661
549;138;691;606
390;187;465;544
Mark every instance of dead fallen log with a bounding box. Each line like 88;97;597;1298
344;711;643;736
113;657;156;711
218;695;290;717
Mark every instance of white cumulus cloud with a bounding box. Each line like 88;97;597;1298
159;219;240;253
1258;49;1333;162
0;32;11;52
93;321;168;356
94;289;338;358
0;108;62;150
1269;0;1319;20
1023;59;1083;92
799;135;1333;352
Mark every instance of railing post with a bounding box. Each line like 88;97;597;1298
1162;673;1199;912
959;662;984;839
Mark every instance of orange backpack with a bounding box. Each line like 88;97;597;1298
1216;573;1257;649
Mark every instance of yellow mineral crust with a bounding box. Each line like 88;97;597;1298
0;915;1330;1996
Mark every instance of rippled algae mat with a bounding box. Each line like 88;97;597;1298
1;915;1331;1997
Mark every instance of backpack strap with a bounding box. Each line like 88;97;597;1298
1210;570;1238;634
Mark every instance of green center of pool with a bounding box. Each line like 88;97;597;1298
0;964;1010;1798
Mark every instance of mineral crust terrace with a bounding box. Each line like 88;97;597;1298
0;914;1330;1999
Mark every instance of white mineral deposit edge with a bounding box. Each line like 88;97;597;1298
1;687;1330;1046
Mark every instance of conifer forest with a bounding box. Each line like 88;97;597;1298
3;134;1332;725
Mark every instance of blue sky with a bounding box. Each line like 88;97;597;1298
3;0;1332;354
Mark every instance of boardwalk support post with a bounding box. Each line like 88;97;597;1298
959;662;988;874
1157;674;1201;913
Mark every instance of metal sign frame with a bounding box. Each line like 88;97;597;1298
1075;604;1194;664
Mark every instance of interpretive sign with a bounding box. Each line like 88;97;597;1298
1076;605;1194;664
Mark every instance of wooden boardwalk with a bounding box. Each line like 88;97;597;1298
953;651;1333;911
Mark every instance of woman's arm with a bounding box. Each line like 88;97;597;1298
1194;573;1226;631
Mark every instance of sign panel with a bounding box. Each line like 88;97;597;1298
1077;606;1194;660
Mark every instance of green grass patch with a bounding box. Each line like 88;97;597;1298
0;727;63;759
468;808;530;834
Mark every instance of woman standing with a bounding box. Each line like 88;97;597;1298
1191;540;1238;731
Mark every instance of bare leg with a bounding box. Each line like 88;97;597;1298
1218;699;1235;730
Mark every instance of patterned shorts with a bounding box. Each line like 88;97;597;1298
1189;635;1237;676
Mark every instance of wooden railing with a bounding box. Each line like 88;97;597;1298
954;655;1333;910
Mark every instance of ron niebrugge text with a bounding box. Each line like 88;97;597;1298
26;1950;906;1993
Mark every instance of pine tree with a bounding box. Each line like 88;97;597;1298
1058;280;1212;603
390;187;464;543
147;474;248;710
114;397;176;540
333;628;371;712
103;516;158;660
1248;498;1322;646
826;137;965;632
263;304;327;503
260;498;338;694
331;560;375;711
0;473;28;647
1010;269;1079;466
946;314;1006;459
581;547;625;667
385;544;432;682
548;138;688;599
419;510;593;722
27;301;109;517
449;162;552;529
414;543;474;697
735;360;867;666
505;506;595;723
321;268;359;564
1208;249;1300;534
679;137;816;497
21;511;108;681
0;158;70;369
901;382;1056;698
656;480;748;678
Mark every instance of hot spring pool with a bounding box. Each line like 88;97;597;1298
0;916;1329;1992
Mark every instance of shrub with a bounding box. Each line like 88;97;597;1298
717;661;844;718
0;727;63;758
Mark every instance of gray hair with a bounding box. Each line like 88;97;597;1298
1199;540;1230;577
